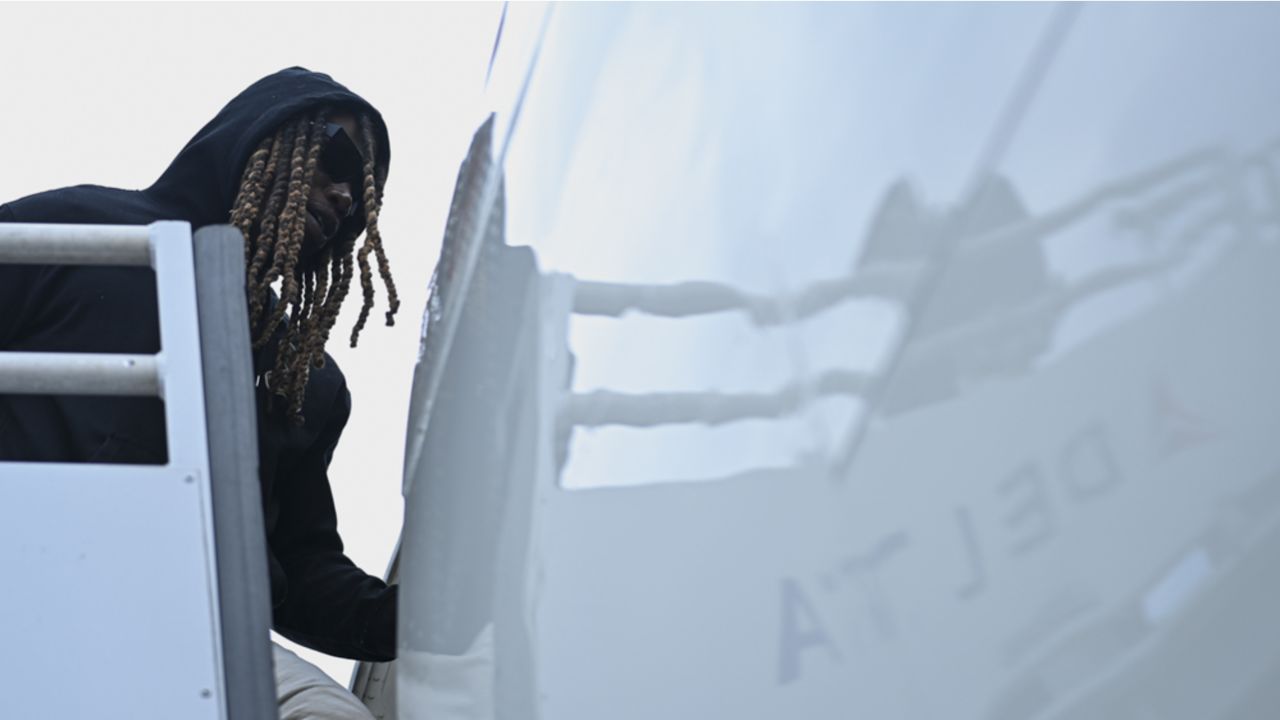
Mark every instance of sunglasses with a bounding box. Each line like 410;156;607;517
321;122;367;189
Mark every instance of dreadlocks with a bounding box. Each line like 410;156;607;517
229;107;399;424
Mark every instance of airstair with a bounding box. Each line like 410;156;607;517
0;223;277;720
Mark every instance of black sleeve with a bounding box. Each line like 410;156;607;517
270;380;398;662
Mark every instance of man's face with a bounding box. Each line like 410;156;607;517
302;112;368;262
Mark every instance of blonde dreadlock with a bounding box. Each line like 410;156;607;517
229;107;399;423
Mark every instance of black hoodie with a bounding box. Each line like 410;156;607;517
0;68;396;662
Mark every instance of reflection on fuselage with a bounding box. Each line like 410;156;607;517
395;4;1280;719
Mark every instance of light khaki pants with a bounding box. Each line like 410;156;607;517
273;642;375;720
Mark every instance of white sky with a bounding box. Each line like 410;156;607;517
0;0;504;684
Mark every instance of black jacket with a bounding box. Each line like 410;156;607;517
0;68;396;661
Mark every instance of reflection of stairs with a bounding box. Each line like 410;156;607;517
546;140;1278;492
861;174;1057;416
559;144;1260;459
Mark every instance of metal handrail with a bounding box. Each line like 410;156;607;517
0;222;163;399
0;223;152;265
0;352;159;396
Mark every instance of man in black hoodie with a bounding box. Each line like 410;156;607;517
0;68;398;718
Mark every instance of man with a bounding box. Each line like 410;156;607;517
0;68;398;719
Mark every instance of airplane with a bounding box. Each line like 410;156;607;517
359;3;1280;718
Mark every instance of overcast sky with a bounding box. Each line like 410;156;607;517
0;1;504;684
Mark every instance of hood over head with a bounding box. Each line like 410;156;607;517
150;66;392;228
3;66;390;229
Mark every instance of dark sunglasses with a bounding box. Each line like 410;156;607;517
321;123;367;189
